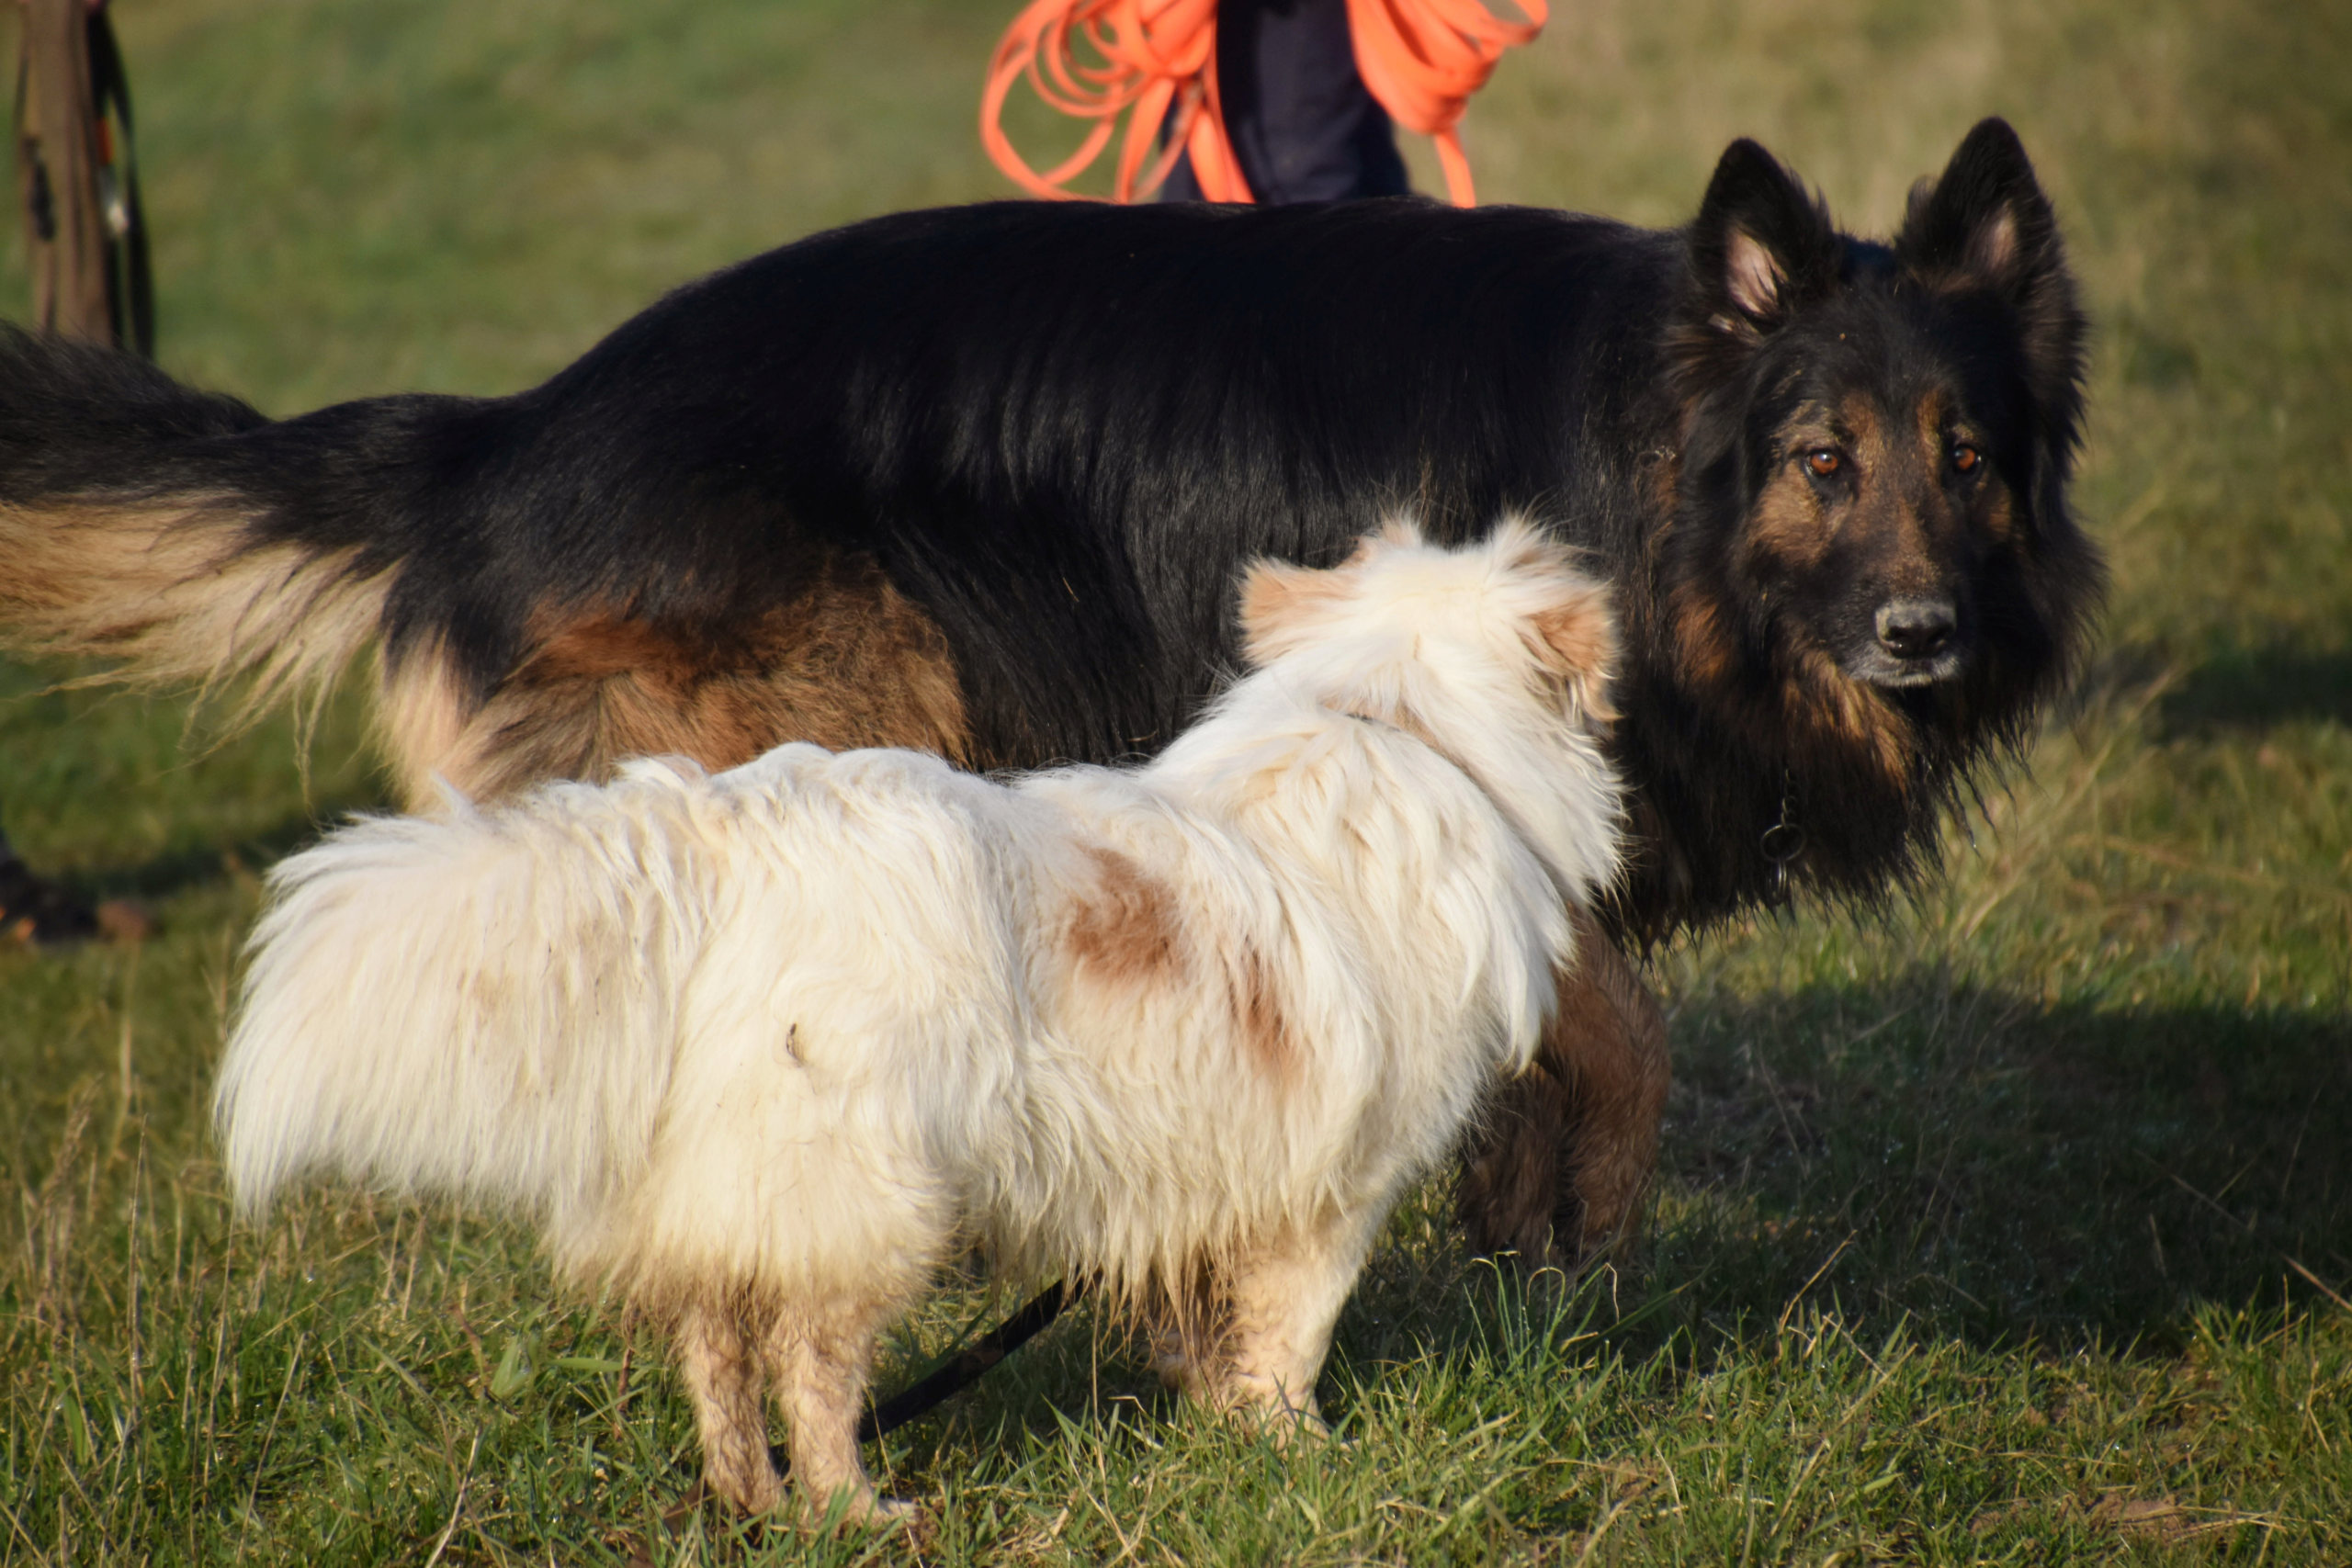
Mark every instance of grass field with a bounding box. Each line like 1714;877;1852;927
3;0;2347;1561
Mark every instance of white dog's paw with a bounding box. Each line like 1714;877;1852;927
805;1487;921;1531
1264;1403;1330;1450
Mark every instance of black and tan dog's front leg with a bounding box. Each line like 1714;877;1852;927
1456;907;1670;1274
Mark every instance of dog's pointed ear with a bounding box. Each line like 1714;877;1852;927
1897;118;2061;302
1238;558;1323;666
1525;579;1620;726
1686;139;1840;335
1897;118;2086;437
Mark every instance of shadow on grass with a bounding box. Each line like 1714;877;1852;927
61;794;393;904
855;978;2352;1454
1289;977;2352;1394
2154;644;2352;736
1606;979;2352;1359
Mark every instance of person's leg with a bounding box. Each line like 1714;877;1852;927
1162;0;1409;203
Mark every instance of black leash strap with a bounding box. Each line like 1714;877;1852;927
760;1279;1079;1475
857;1279;1078;1442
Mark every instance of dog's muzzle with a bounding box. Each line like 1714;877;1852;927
1851;596;1965;686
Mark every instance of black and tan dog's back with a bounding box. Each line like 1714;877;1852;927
0;118;2100;1267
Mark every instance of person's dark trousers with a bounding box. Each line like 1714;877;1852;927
1162;0;1409;202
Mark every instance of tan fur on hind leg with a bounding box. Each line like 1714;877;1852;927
674;1300;784;1515
405;557;973;808
762;1299;912;1527
1204;1213;1383;1441
1148;1316;1205;1399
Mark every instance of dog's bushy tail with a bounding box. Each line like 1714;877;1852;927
215;768;713;1235
0;326;481;728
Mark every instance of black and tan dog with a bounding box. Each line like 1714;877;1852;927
0;118;2099;1269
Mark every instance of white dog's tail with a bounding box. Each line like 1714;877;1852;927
215;769;712;1234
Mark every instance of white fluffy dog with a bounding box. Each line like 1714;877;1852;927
216;520;1624;1520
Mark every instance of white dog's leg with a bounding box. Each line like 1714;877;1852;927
1150;1322;1202;1397
675;1301;784;1514
763;1299;909;1526
1213;1213;1382;1438
1143;1279;1212;1399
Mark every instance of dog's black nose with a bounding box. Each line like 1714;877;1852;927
1875;598;1956;660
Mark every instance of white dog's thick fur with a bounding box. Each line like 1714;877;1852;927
216;521;1624;1519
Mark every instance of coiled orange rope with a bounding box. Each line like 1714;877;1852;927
981;0;1544;207
981;0;1255;203
1344;0;1546;206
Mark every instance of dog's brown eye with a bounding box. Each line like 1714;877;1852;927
1804;448;1840;479
1951;443;1982;474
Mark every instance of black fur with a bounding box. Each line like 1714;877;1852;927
0;119;2100;942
